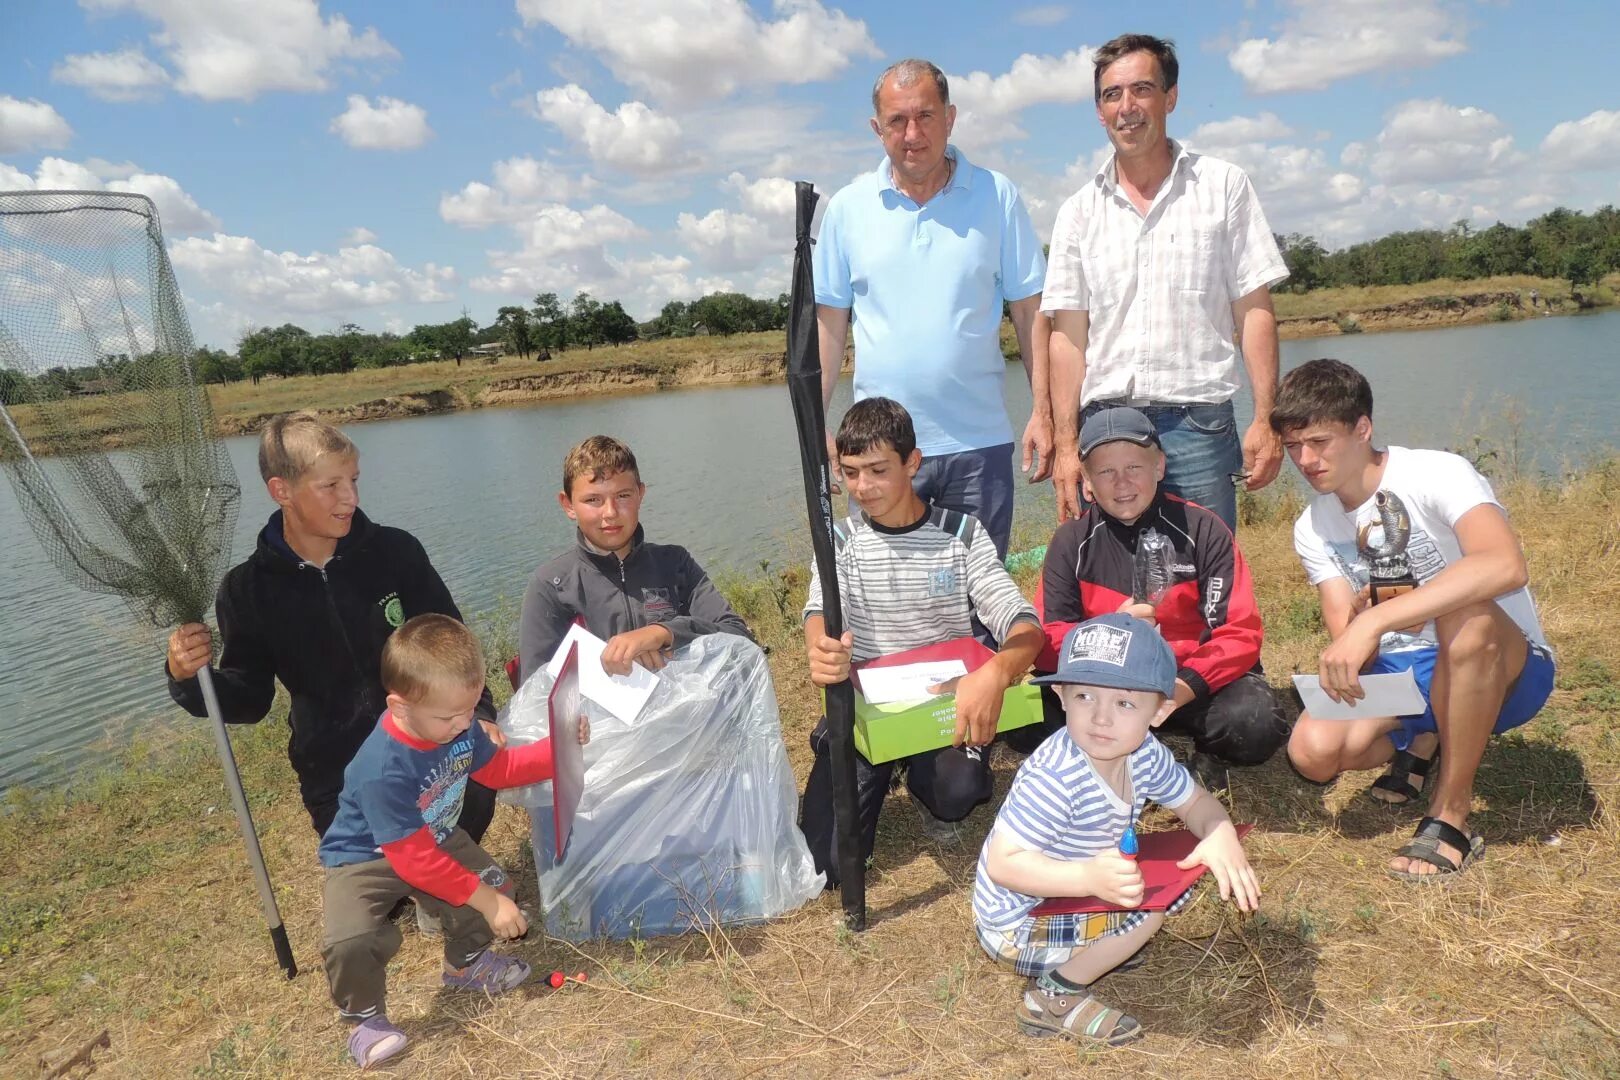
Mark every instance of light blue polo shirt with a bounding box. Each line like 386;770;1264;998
814;146;1046;457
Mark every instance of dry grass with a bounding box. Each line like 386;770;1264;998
1272;273;1620;322
4;461;1619;1078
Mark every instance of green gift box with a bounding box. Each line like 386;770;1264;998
849;682;1044;764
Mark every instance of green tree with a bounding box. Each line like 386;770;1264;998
1277;233;1327;292
195;347;243;385
650;299;693;338
532;292;567;353
443;311;476;365
497;305;534;360
596;300;639;345
569;292;603;349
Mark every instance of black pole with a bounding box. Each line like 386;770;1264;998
786;181;866;930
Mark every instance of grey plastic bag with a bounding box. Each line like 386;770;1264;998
500;633;824;940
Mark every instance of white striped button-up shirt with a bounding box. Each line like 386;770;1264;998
1042;140;1287;406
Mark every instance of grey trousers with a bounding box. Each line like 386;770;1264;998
321;828;506;1021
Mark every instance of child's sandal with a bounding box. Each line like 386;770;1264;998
1017;981;1143;1045
1369;747;1439;806
348;1016;408;1069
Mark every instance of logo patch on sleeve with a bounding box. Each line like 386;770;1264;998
641;587;675;620
378;591;404;628
1067;623;1131;666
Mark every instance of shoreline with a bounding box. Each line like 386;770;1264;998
9;281;1612;453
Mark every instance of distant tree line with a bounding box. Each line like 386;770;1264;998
1275;206;1620;292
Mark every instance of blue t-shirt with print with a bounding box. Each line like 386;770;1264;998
319;714;498;868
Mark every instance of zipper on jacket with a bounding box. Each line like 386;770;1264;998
310;562;374;714
618;559;637;627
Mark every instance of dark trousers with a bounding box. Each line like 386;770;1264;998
799;716;993;884
1012;670;1286;767
309;779;497;841
321;829;504;1021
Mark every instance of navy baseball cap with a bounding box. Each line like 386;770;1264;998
1032;614;1177;696
1080;407;1161;458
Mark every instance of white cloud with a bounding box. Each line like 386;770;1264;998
514;0;880;103
1190;112;1294;147
82;0;397;101
52;48;172;102
1012;5;1069;27
0;96;74;153
720;172;795;218
1227;0;1467;94
948;48;1095;148
1541;110;1620;174
675;208;775;271
342;226;377;244
1369;99;1521;185
440;157;600;228
169;233;454;318
535;85;688;173
0;157;219;234
329;95;433;150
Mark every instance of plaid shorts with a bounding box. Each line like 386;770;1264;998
974;886;1196;977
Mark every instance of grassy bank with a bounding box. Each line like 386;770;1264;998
9;273;1615;458
4;452;1618;1077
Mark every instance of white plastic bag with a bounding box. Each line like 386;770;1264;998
500;632;824;940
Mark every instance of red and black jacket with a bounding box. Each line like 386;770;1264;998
1034;492;1262;701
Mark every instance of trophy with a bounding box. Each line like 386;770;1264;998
1357;490;1417;605
1132;528;1176;609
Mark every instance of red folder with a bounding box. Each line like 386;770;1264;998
1030;824;1255;915
853;635;993;692
548;642;585;864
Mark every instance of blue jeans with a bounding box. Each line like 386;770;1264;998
911;442;1015;559
1082;400;1243;532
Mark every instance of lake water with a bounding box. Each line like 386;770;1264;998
3;310;1618;790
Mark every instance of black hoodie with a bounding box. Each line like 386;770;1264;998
167;508;495;820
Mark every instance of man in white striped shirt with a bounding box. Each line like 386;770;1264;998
1042;34;1289;532
973;615;1258;1045
801;397;1043;880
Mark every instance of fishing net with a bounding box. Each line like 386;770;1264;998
0;190;239;628
0;191;291;976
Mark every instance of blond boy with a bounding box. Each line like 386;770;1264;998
166;411;501;839
318;614;587;1068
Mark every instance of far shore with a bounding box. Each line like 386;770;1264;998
11;273;1614;453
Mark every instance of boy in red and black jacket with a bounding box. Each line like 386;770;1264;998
1032;408;1285;784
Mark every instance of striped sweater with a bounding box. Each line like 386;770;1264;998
804;504;1038;662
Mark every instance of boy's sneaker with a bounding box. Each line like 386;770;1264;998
443;951;531;994
909;791;961;845
348;1016;408;1069
1191;752;1230;795
1016;980;1142;1045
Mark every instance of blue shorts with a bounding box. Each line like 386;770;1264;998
1368;640;1556;752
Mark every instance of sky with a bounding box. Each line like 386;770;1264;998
2;0;1617;349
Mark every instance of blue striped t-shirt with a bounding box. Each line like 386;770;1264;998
972;728;1195;931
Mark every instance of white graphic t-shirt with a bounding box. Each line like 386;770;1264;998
1292;446;1547;653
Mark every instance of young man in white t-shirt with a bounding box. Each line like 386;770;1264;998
1273;359;1555;881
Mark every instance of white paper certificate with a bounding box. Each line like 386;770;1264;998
1291;668;1427;721
856;660;970;706
545;623;660;723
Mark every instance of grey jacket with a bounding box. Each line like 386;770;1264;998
518;525;754;686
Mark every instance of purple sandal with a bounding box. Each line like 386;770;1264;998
348;1016;407;1069
443;950;531;994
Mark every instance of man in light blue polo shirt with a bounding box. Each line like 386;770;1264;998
814;58;1048;560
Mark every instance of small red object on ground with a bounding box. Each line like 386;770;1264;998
548;970;565;989
574;971;588;983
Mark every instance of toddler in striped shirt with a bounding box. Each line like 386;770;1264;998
973;614;1259;1046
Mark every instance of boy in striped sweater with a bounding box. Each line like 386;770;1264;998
801;397;1045;880
973;615;1258;1046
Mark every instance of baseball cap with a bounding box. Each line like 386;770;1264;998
1032;613;1177;696
1080;407;1160;458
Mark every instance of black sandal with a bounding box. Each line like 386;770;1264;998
1389;816;1484;883
1369;747;1439;805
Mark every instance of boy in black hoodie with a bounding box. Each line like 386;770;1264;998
165;411;499;841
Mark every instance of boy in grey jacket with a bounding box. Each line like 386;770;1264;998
517;436;753;688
